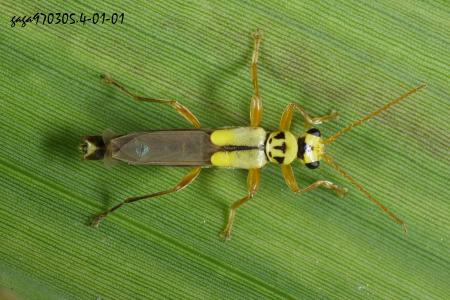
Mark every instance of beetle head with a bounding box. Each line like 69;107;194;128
297;128;324;169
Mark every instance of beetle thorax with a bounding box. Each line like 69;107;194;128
265;131;298;165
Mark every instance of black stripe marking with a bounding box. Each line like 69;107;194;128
274;132;285;139
222;145;259;151
297;137;306;159
265;132;270;144
274;142;287;153
274;156;284;164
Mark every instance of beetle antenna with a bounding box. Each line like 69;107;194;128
322;153;407;233
323;83;426;145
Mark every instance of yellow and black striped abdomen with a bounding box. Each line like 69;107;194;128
210;127;268;169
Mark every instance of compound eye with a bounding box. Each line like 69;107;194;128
307;128;321;137
305;161;320;169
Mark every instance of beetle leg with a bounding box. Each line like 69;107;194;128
279;103;338;131
101;74;201;128
280;164;347;196
220;168;260;241
91;167;202;227
250;31;263;127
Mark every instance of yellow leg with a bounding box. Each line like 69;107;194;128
250;31;263;127
221;168;260;240
101;74;201;128
279;103;338;131
281;164;347;196
91;167;202;227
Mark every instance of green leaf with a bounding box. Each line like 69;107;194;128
1;1;449;299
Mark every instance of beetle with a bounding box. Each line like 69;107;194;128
81;32;425;240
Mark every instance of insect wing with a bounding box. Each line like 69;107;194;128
110;130;217;166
